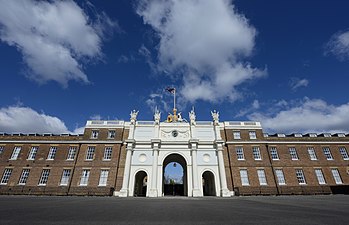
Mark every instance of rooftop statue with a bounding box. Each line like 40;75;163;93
154;107;161;125
130;110;139;124
189;107;196;125
211;110;219;125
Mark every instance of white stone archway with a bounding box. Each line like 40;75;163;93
133;170;148;197
162;153;188;196
202;170;217;196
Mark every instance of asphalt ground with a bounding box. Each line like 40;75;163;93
0;195;348;225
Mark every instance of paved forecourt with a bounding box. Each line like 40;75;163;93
0;195;348;225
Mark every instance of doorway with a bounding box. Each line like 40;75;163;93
134;171;147;197
202;171;216;196
163;154;187;196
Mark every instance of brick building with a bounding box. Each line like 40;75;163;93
0;109;348;197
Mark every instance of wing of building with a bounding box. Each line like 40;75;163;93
0;110;348;197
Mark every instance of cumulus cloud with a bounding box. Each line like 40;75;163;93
136;0;266;103
325;30;349;61
0;0;116;86
146;92;171;113
72;126;85;135
289;77;309;91
248;98;349;133
0;106;69;133
235;99;260;117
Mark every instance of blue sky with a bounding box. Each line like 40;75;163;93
1;0;349;134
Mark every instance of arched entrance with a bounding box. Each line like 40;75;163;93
163;154;187;196
202;171;216;196
134;171;147;197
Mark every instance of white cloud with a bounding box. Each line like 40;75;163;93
136;0;266;103
146;92;171;113
138;45;157;72
252;100;260;109
235;99;260;117
0;0;116;87
325;30;349;61
0;106;69;133
290;77;309;91
72;126;85;135
118;55;135;64
90;114;102;120
248;98;349;133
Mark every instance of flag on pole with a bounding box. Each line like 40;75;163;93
165;87;175;94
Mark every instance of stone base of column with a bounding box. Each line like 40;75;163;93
192;189;202;197
148;189;158;197
221;188;231;197
118;189;129;197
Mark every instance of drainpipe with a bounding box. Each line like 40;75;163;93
266;143;280;195
223;128;234;193
67;141;81;195
113;127;125;195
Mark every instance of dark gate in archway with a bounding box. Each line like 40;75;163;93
202;171;216;196
163;154;187;196
134;171;147;197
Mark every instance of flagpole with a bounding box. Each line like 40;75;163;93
173;88;176;110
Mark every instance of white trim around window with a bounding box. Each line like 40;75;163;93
10;146;21;160
240;169;249;186
79;169;90;186
98;170;109;186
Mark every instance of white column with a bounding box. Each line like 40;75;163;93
191;140;201;197
149;140;160;197
118;142;133;197
216;141;231;197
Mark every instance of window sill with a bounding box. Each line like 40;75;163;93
38;184;47;186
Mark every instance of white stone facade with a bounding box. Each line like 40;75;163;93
116;111;233;197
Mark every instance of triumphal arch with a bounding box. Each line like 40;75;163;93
116;108;232;197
